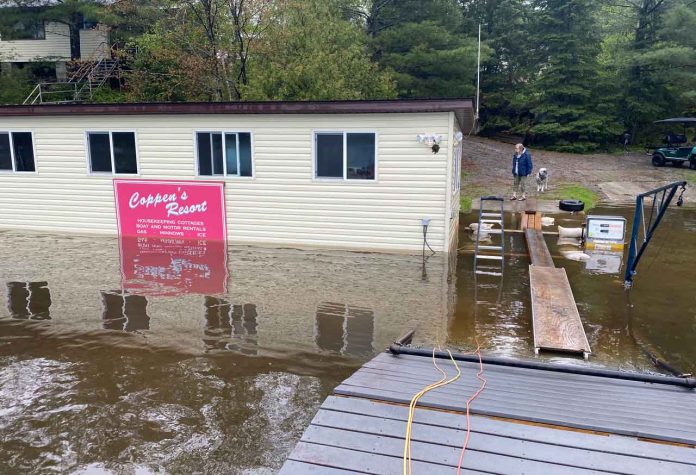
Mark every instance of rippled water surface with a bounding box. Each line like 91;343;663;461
1;205;694;473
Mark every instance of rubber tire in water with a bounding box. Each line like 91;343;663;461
559;199;585;212
652;154;665;167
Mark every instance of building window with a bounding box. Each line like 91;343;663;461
0;20;45;41
0;132;36;172
87;131;138;174
315;132;376;180
196;132;253;177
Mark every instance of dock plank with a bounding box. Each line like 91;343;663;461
280;352;696;474
321;396;696;464
308;403;695;474
525;228;555;267
530;266;591;354
285;441;484;475
302;422;605;474
334;354;696;445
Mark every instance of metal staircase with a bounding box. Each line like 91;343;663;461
23;51;119;105
473;196;505;276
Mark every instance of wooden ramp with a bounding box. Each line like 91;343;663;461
280;352;696;474
530;266;591;355
522;203;591;356
525;228;555;267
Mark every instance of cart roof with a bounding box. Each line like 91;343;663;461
654;117;696;124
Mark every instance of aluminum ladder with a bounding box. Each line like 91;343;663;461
474;196;505;276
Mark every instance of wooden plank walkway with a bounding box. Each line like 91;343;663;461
280;352;696;474
530;266;592;355
522;202;590;356
525;228;555;267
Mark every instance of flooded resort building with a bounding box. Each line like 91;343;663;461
0;99;473;253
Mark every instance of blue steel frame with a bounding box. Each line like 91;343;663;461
624;181;687;288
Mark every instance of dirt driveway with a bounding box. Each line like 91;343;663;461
461;137;694;205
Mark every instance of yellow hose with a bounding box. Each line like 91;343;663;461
402;347;461;475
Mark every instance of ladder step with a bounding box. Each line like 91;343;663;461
486;230;503;234
476;255;503;261
481;213;502;217
476;264;501;270
481;219;502;224
475;270;503;276
477;245;503;250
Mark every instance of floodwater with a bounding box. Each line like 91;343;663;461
1;205;695;473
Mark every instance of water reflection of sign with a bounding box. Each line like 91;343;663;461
114;179;226;241
120;237;228;296
585;251;623;275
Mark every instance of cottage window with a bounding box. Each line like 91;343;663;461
0;132;36;172
87;131;138;174
315;132;376;180
196;132;253;177
0;20;45;41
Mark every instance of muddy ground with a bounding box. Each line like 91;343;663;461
461;137;694;207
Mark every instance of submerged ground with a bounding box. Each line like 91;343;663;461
1;140;695;473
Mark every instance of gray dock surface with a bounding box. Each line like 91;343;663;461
280;352;696;474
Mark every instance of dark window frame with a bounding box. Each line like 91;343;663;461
313;131;377;181
1;20;46;41
0;131;37;173
195;131;254;178
86;131;139;175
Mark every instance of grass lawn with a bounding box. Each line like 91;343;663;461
544;184;600;210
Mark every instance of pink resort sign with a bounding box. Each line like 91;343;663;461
113;179;227;241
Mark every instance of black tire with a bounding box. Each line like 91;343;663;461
690;160;696;170
559;199;585;212
652;154;666;167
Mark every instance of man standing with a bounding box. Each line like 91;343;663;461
511;143;532;201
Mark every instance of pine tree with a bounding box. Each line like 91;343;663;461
527;0;622;151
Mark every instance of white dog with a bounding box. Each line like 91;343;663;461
535;168;549;192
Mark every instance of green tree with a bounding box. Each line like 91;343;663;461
126;0;277;101
351;0;485;98
244;0;395;100
459;0;537;133
0;67;33;105
524;0;622;151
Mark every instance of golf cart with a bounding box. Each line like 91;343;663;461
650;117;696;169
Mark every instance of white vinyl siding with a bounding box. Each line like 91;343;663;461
0;113;452;252
79;26;110;60
448;115;462;251
0;22;70;62
0;22;109;62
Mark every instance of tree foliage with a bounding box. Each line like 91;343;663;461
1;0;696;149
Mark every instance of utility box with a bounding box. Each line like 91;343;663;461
585;215;626;251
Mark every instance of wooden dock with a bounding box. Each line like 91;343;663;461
522;202;591;356
280;352;696;474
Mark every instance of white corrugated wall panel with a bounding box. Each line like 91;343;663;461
0;22;70;62
0;112;451;252
79;27;109;60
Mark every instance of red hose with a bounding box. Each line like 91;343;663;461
456;340;487;474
